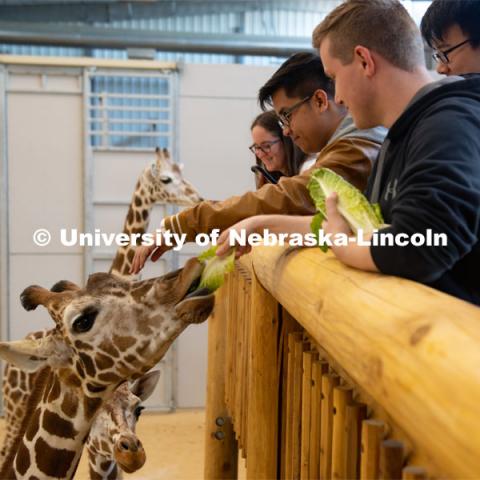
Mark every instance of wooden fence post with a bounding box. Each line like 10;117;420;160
204;278;238;479
245;271;279;479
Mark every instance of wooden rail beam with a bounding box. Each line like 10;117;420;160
251;246;480;478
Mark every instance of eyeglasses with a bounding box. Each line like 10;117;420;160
277;94;314;129
432;38;470;65
249;139;281;155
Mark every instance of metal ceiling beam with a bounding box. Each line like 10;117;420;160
0;21;313;57
0;1;332;23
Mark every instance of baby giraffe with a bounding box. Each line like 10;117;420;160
0;258;213;479
86;370;160;479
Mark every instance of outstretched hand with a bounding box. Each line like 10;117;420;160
216;217;262;258
130;243;172;275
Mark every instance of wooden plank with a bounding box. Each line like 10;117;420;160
240;276;247;449
285;332;303;479
280;311;303;479
402;466;428;480
241;279;251;459
204;280;238;480
245;272;279;479
300;351;313;479
0;54;178;70
224;274;232;411
360;419;385;480
225;271;237;413
234;275;245;442
291;339;308;479
309;359;328;479
332;386;353;479
379;440;404;480
320;373;339;479
345;403;367;480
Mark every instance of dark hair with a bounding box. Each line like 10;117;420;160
250;111;308;178
312;0;424;72
421;0;480;49
258;52;335;110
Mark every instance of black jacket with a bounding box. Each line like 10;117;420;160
366;76;480;305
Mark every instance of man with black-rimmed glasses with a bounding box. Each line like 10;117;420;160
421;0;480;76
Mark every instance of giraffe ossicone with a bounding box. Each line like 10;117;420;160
0;259;214;480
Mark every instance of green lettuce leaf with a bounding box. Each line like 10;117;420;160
307;168;383;235
310;213;329;253
197;246;235;292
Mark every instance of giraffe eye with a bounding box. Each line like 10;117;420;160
159;175;172;184
134;405;145;419
72;307;98;334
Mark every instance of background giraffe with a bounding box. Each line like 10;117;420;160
0;147;203;475
110;147;202;277
0;258;214;479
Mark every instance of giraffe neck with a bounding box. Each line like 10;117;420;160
0;364;39;471
88;450;121;480
1;367;114;480
110;175;158;277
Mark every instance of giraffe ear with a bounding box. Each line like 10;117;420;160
130;370;161;401
0;332;70;372
0;338;53;372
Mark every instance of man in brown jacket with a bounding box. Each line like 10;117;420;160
131;52;386;274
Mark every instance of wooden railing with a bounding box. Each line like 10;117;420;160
203;246;480;480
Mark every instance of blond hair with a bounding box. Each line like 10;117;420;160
312;0;425;72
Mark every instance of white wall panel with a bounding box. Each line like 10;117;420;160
8;92;83;254
93;150;155;202
175;63;275;407
180;63;275;98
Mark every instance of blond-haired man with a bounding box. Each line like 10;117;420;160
311;0;480;304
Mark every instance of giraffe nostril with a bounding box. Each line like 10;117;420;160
120;440;130;451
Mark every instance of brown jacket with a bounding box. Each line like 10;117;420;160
163;123;385;241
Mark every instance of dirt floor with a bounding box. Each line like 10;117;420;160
0;409;246;480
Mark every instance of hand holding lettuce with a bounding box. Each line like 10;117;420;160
307;168;384;251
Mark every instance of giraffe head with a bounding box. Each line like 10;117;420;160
0;258;213;395
87;370;160;475
143;147;202;206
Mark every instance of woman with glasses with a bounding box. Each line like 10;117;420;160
249;111;312;188
421;0;480;76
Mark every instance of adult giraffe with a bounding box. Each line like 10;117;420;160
0;260;213;479
0;147;202;475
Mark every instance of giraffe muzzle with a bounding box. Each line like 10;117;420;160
114;436;146;473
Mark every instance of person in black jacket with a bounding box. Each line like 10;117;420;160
421;0;480;76
312;0;480;305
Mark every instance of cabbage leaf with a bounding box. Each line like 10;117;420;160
197;246;235;292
